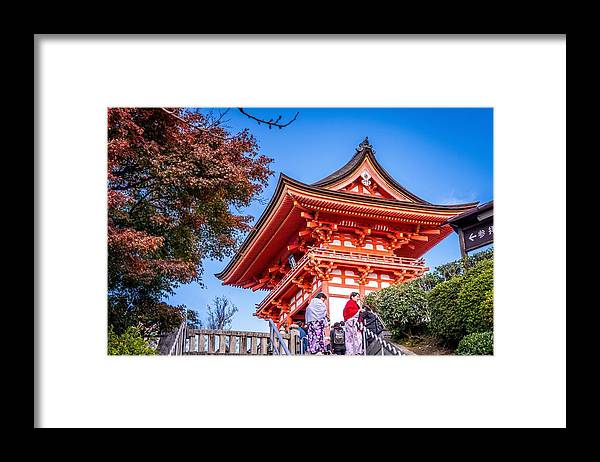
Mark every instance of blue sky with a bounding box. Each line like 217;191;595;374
166;108;493;332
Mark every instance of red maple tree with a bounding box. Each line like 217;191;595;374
108;108;273;336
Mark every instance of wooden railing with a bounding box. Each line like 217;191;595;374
258;247;427;312
311;248;426;267
182;328;302;355
274;248;424;294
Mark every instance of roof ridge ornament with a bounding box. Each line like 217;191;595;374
356;137;375;154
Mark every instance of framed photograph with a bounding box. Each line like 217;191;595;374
36;35;565;428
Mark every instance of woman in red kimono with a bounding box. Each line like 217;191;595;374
343;292;363;355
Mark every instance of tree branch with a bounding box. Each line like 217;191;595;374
205;108;231;129
238;108;299;129
110;175;154;191
128;189;155;216
160;108;230;140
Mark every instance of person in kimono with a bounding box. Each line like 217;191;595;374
343;292;363;355
304;292;329;354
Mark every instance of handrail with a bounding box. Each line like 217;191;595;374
168;320;186;356
358;308;402;356
268;319;291;355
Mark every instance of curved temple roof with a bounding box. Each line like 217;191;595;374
216;138;479;284
312;137;431;204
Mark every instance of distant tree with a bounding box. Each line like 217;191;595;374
206;296;238;330
432;247;494;283
186;309;203;329
414;272;442;292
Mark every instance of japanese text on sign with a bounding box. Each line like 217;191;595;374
463;219;493;251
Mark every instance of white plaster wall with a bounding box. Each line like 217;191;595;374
329;297;346;325
330;286;355;296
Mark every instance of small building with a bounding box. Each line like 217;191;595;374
216;138;479;330
444;200;493;259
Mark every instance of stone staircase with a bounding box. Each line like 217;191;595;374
158;325;302;355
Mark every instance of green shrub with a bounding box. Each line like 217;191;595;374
108;326;157;355
428;258;494;347
480;291;494;327
364;291;380;311
456;331;493;355
367;279;429;339
428;275;465;345
458;259;494;334
365;248;494;348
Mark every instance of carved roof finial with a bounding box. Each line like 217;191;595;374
356;136;374;154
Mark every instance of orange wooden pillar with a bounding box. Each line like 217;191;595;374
321;278;330;319
284;306;292;331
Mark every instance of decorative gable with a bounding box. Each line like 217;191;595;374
332;162;414;202
339;172;396;199
313;137;420;203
